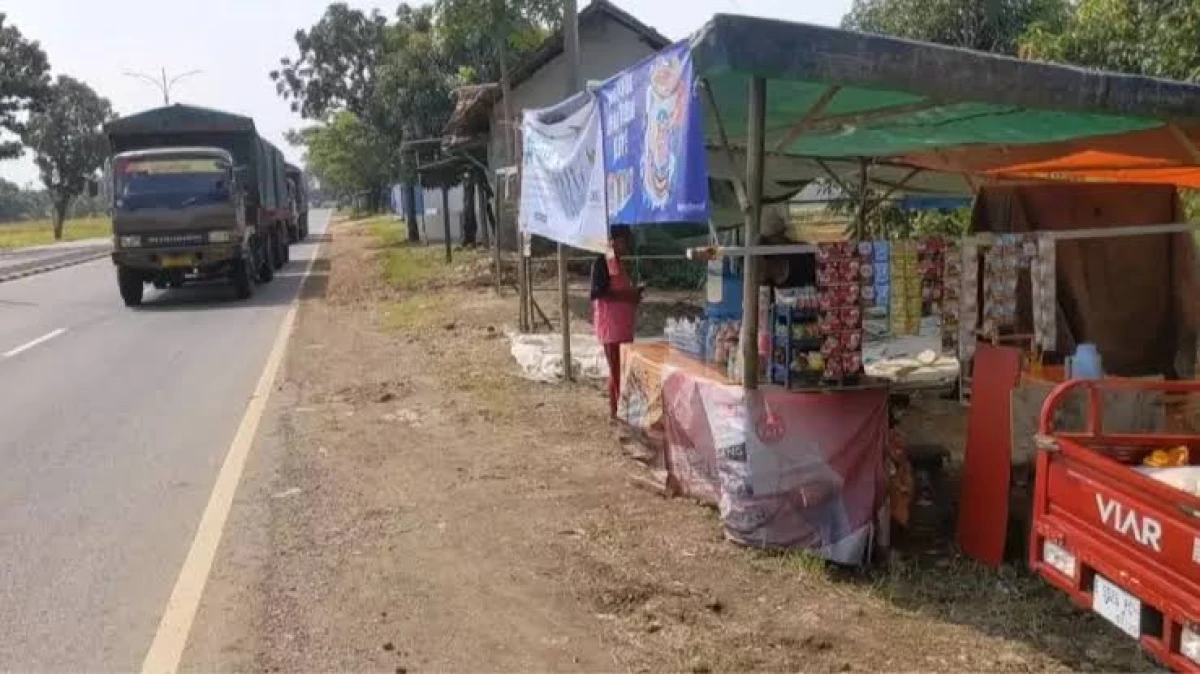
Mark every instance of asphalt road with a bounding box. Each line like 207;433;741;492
0;210;330;671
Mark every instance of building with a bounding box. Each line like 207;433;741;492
440;0;671;248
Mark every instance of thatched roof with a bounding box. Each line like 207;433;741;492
441;83;501;145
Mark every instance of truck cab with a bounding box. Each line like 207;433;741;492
108;147;259;305
103;103;289;307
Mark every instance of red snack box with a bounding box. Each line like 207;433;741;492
839;306;862;328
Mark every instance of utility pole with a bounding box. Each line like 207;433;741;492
124;68;202;105
560;0;581;381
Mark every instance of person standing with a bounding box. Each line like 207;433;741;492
591;226;642;420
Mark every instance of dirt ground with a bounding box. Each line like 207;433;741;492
183;219;1153;673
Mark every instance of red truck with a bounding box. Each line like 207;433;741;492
1030;379;1200;672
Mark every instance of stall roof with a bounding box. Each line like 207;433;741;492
689;14;1200;189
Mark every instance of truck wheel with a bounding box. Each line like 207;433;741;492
117;267;144;307
258;235;275;283
276;230;289;267
231;257;253;299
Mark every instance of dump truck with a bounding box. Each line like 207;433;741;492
285;163;308;242
102;104;291;306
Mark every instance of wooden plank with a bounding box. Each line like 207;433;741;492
958;343;1022;568
772;85;841;152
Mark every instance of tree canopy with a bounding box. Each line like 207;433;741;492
842;0;1068;55
294;111;392;200
273;0;560;216
20;76;113;238
0;12;51;160
1020;0;1200;81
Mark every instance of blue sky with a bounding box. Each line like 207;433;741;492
1;0;852;186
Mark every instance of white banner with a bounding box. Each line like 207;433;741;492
518;92;608;253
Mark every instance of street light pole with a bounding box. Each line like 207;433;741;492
123;68;202;105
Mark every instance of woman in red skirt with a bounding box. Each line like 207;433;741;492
590;226;642;420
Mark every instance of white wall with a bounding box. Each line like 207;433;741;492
488;18;659;171
487;16;661;249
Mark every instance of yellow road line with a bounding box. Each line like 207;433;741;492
140;239;323;674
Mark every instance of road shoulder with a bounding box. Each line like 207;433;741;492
183;218;1146;672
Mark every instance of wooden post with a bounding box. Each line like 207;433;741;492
854;158;870;240
496;0;527;330
441;185;452;263
741;77;767;390
559;0;580;380
477;172;490;247
481;175;500;295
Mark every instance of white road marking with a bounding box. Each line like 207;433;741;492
140;240;323;674
3;328;66;358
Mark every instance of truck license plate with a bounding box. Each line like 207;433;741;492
161;254;193;268
1093;575;1141;638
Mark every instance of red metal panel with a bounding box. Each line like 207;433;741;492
1031;379;1200;672
957;343;1024;567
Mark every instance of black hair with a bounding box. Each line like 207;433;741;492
610;225;632;240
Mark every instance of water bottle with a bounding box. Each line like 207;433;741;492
1066;343;1103;380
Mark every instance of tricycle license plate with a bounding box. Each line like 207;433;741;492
1093;575;1141;638
161;254;193;268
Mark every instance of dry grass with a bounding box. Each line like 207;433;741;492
0;216;111;249
261;219;1154;673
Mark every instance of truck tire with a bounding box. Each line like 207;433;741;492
117;266;144;307
231;256;253;299
277;229;289;267
258;235;275;283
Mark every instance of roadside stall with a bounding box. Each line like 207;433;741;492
521;14;1200;605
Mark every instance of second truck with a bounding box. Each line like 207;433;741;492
102;104;293;306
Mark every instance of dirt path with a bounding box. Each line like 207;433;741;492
183;220;1150;673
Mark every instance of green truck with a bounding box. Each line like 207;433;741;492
285;162;309;242
102;104;292;306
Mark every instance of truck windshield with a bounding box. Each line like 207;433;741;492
114;156;231;211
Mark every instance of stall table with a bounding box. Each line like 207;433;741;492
617;342;889;565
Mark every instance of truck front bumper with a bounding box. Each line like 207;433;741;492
112;244;241;272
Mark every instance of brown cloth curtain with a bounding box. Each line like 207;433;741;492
971;183;1198;377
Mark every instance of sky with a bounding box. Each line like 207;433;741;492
1;0;852;187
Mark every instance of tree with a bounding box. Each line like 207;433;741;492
1021;0;1200;81
434;0;560;83
0;13;51;160
296;111;391;202
270;3;389;120
842;0;1068;55
376;4;458;239
21;76;113;239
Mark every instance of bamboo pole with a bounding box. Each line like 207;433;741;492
559;0;580;380
740;77;767;390
441;185;452;263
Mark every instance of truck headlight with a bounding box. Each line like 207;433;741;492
118;235;142;248
208;230;233;243
1042;540;1077;579
1182;625;1200;665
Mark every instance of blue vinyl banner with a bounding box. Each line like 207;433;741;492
598;41;710;225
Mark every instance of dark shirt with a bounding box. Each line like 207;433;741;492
765;252;817;288
590;255;611;300
784;252;818;287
